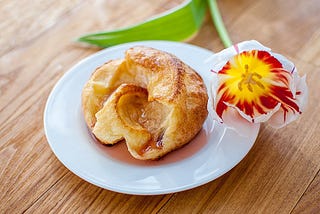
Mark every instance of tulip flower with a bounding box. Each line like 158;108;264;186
208;40;308;133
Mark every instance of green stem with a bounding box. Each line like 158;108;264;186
207;0;232;47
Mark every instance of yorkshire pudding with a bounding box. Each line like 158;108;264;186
82;46;208;160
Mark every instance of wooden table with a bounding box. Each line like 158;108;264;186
1;0;319;213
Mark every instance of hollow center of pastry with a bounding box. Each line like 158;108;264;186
117;90;169;142
117;93;146;130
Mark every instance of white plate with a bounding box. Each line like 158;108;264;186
44;41;259;195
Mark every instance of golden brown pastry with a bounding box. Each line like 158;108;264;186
82;46;208;160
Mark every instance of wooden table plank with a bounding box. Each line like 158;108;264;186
220;0;320;58
25;170;172;213
292;170;320;214
0;0;319;213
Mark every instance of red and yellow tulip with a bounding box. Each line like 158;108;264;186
209;41;307;130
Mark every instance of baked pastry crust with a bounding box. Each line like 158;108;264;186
82;46;208;160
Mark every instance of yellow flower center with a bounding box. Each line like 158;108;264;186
238;64;265;92
219;51;276;103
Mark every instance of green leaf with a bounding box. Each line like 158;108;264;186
77;0;208;47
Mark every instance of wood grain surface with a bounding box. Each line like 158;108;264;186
1;0;319;213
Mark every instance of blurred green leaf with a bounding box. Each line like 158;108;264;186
78;0;207;47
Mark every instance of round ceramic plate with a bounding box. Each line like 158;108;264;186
44;41;259;195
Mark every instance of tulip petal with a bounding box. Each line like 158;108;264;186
221;106;260;137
